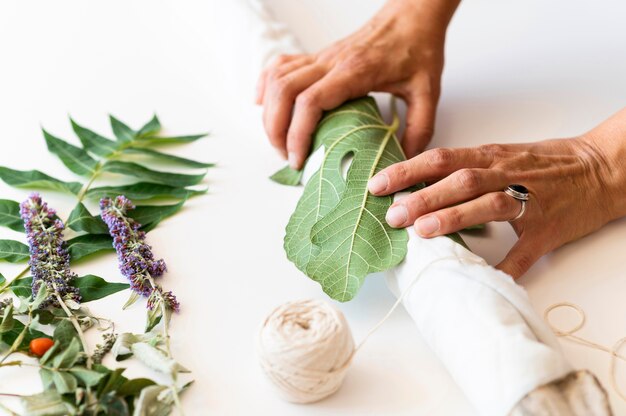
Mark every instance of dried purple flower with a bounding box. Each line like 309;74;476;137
147;286;180;313
100;196;171;302
20;193;80;307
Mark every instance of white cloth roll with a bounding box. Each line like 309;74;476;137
385;230;572;416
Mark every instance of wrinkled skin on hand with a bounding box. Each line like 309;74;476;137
257;0;460;169
368;108;626;278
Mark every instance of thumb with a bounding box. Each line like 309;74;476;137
402;93;437;158
496;238;542;279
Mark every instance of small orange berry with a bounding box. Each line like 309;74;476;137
29;338;54;357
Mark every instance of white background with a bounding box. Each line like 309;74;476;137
0;0;625;415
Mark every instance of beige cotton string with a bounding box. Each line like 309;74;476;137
256;256;468;404
545;302;626;402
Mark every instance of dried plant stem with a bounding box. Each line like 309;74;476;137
145;272;184;416
0;401;20;416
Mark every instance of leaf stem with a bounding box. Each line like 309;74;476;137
0;310;32;365
0;400;20;416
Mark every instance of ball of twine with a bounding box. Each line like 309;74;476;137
256;299;355;404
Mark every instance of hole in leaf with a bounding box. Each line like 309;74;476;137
340;151;354;182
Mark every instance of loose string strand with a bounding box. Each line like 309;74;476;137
545;302;626;402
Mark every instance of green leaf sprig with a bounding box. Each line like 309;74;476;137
0;114;211;415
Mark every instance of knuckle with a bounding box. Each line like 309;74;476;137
342;51;373;73
272;76;294;97
295;91;318;109
266;66;282;82
455;168;480;191
410;191;431;213
425;148;454;170
489;192;512;215
479;143;507;156
274;54;291;65
389;162;410;183
444;207;463;229
512;251;535;275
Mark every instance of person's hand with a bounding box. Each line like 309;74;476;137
367;108;626;278
257;0;460;169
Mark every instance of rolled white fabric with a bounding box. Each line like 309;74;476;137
385;229;573;416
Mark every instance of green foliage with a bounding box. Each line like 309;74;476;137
275;98;407;301
9;276;32;298
67;234;114;261
67;203;109;234
0;167;82;194
10;275;129;303
123;147;215;168
103;161;205;187
0;199;25;231
0;319;47;349
0;113;204;414
86;183;205;201
21;391;75;416
274;97;471;302
0;239;29;263
270;166;303;186
73;275;129;303
110;115;135;142
71;119;119;157
43;129;99;176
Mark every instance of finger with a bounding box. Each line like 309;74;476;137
368;147;494;196
385;169;509;228
497;237;543;279
402;92;437;158
412;191;521;236
262;64;326;158
287;69;370;169
256;54;306;105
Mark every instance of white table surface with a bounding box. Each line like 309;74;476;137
0;1;625;415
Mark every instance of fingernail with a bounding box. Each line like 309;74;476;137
368;173;389;194
416;216;440;236
386;205;408;227
288;152;298;169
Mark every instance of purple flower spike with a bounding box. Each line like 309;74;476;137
147;286;180;313
20;193;80;307
100;196;174;307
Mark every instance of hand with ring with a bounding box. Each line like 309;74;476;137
367;108;626;278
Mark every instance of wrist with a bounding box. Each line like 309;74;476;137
382;0;460;38
579;109;626;219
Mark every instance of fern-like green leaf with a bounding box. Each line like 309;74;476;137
122;148;214;168
103;161;205;187
70;119;119;157
109;115;135;142
86;183;205;201
0;167;82;194
43;129;98;176
137;115;161;137
0;199;24;232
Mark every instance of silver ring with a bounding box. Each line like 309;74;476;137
504;184;529;201
504;184;529;222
